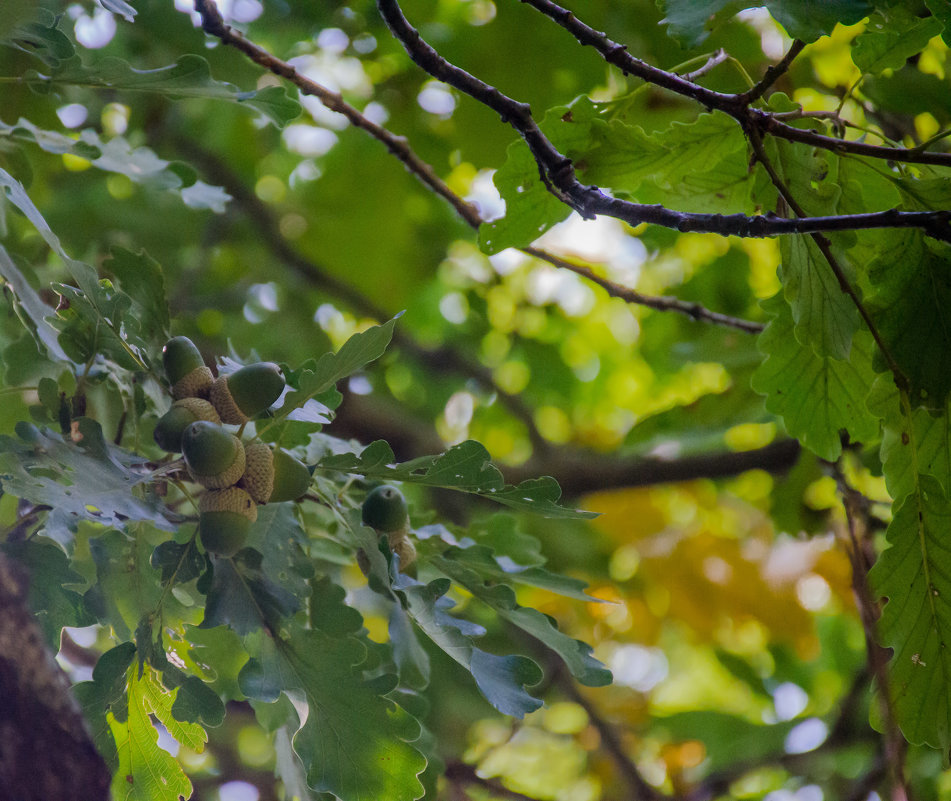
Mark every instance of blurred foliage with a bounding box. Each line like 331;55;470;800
2;1;951;800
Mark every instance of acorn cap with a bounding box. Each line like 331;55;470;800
240;443;274;504
362;485;409;533
172;366;214;400
199;487;257;556
181;421;246;489
153;398;221;452
386;530;417;570
209;362;285;425
239;445;311;504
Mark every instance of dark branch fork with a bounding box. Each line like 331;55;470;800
192;0;761;333
377;0;951;244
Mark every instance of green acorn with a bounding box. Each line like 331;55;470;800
163;336;213;400
199;486;257;556
153;398;221;452
209;362;285;424
181;421;246;489
362;485;416;569
362;485;409;532
240;444;312;504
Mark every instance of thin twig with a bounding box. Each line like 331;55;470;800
193;0;481;228
736;39;806;104
680;48;728;83
192;0;761;337
524;247;764;333
832;465;912;801
444;762;546;801
552;664;666;801
518;0;951;169
685;668;878;801
377;0;951;242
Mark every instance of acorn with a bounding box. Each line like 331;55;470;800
181;421;246;489
362;485;416;569
240;444;312;504
362;485;409;533
163;336;213;400
209;362;285;424
153;398;221;452
199;486;257;556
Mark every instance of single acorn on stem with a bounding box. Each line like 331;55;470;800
181;421;246;489
209;362;285;425
199;486;257;556
163;336;213;400
240;444;312;504
362;484;416;569
153;398;221;453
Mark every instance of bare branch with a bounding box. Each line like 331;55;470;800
524;247;764;334
519;0;951;170
552;665;667;801
832;465;912;801
376;0;951;242
737;39;806;104
192;0;761;337
193;0;482;228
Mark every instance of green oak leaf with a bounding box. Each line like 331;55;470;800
869;475;951;750
852;8;944;75
869;375;951;503
0;420;172;546
657;0;748;46
0;244;71;363
246;503;315;600
108;666;205;801
752;293;879;460
397;578;544;717
239;626;427;801
319;439;595;519
268;317;397;430
584;111;752;214
74;642;137;771
430;556;612;687
200;549;301;635
478;98;601;254
658;0;872;45
866;230;951;408
35;52;300;128
0;119;229;210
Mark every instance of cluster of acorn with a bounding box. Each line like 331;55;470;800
154;336;311;556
